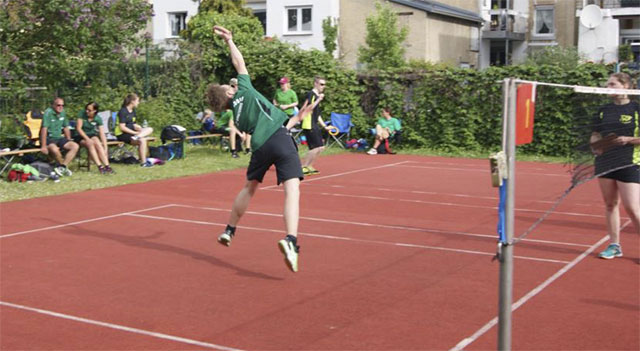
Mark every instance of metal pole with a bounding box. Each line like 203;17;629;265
498;78;516;351
144;43;150;98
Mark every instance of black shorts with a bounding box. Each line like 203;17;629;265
117;133;135;144
303;128;324;150
600;165;640;184
47;137;71;149
73;134;97;144
213;127;230;136
246;127;303;185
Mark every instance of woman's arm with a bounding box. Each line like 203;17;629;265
76;119;90;141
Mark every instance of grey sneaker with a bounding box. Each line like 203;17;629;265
598;244;623;259
217;229;234;247
278;236;300;272
55;166;72;177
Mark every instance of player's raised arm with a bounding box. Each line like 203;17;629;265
214;25;248;75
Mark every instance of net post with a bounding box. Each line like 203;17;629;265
498;78;516;351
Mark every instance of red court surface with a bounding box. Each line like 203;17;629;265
1;154;638;350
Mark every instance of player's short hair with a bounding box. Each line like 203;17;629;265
206;84;230;113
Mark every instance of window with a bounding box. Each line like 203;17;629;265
169;12;187;37
286;6;312;33
533;6;554;38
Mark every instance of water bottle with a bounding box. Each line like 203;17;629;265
142;120;149;128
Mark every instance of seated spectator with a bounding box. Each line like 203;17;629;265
40;97;79;176
74;102;114;174
216;107;250;158
115;93;154;166
273;76;299;119
367;107;401;155
199;109;215;133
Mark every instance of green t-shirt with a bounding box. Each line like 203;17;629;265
232;74;288;151
377;117;401;133
75;111;103;137
42;107;70;139
217;109;233;128
273;89;298;116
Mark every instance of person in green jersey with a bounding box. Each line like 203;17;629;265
589;73;640;259
367;107;402;155
273;77;299;118
40;97;79;177
74;102;114;174
205;25;315;273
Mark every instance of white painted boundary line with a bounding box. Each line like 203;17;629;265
168;204;591;248
264;188;607;220
449;234;610;351
126;213;570;264
0;301;242;351
0;204;176;239
261;160;412;190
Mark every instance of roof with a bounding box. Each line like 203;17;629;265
389;0;483;24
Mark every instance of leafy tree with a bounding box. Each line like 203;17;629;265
198;0;253;16
357;1;408;71
0;0;152;91
523;46;584;70
322;17;338;56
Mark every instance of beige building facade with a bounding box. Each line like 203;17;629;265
339;0;484;68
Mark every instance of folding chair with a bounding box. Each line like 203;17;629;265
325;112;353;149
97;110;117;141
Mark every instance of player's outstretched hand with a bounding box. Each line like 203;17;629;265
214;25;232;42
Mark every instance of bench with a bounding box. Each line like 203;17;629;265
0;137;158;174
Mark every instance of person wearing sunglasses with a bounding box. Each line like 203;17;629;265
299;77;331;175
40;97;79;177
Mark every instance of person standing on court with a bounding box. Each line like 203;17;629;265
299;76;331;175
205;25;315;272
40;97;79;177
590;72;640;259
116;93;153;167
273;76;299;119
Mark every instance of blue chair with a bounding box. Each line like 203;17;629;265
326;112;353;149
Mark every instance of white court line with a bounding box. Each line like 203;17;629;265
168;204;591;248
0;204;176;239
398;164;569;178
126;213;570;264
449;234;610;351
265;188;607;220
0;301;242;351
261;160;411;190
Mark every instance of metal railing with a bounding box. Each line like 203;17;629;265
576;0;640;9
484;9;527;33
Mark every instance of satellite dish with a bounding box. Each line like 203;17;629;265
580;4;603;29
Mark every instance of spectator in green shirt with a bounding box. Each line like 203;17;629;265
273;77;299;118
74;102;114;174
367;107;402;155
40;97;79;176
205;25;316;272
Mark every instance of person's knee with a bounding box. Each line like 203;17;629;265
67;142;79;151
245;180;259;196
603;198;619;211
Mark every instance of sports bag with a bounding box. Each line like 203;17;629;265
160;125;186;144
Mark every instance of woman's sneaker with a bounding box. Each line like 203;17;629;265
98;165;107;174
105;165;115;174
55;166;72;177
278;235;300;272
367;148;377;155
598;244;622;259
217;229;235;247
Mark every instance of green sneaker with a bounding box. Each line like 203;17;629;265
302;166;312;175
307;166;320;174
598;244;622;260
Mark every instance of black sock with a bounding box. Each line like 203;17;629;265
285;234;297;245
225;224;236;234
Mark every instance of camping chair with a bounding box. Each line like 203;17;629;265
97;110;117;141
22;109;43;146
325;112;353;149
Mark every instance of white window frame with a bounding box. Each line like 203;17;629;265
285;6;313;35
168;12;187;38
532;5;555;40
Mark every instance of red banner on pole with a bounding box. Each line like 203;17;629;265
516;83;536;145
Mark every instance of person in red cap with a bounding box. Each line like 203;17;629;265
273;77;299;120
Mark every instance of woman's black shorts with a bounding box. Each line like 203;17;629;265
600;165;640;184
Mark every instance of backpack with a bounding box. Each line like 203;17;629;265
149;142;183;161
29;161;53;176
160;125;186;144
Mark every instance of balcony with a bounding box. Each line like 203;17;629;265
576;0;640;9
482;9;526;41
